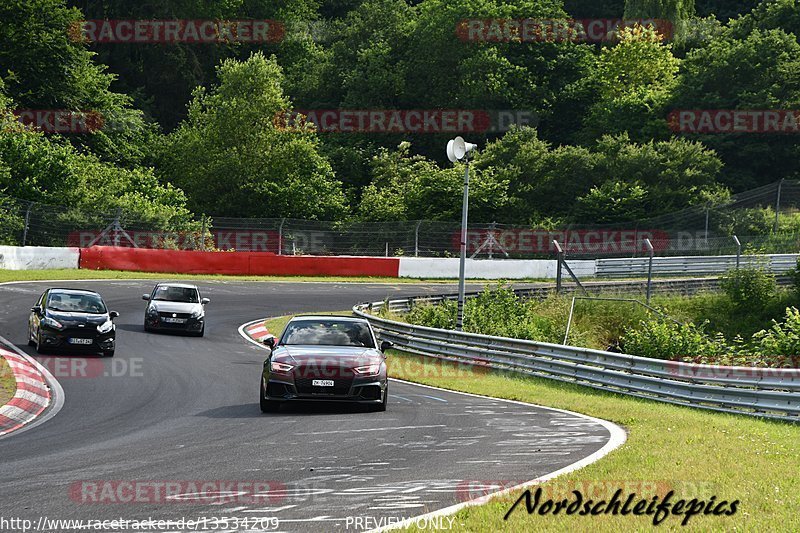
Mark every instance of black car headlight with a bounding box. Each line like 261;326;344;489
353;364;381;376
41;316;64;330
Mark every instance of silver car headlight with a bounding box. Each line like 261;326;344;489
147;307;159;317
97;320;114;334
191;308;204;319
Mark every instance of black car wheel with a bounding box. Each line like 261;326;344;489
193;324;205;338
370;385;388;412
144;320;152;332
27;326;35;347
34;329;46;354
260;379;280;413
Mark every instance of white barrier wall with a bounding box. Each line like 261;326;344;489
398;257;596;279
0;246;80;270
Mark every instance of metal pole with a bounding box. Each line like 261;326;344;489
733;235;741;269
414;221;421;257
21;202;32;246
704;206;709;247
385;242;389;257
278;218;285;255
563;296;577;345
775;178;785;233
456;157;471;331
200;216;207;251
553;240;563;295
645;238;654;305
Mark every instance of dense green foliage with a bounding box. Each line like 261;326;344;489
396;277;800;367
0;0;796;224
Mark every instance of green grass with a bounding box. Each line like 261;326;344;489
0;356;15;408
0;268;517;284
262;314;800;532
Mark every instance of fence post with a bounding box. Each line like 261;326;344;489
553;240;563;294
414;221;421;257
774;178;785;233
200;215;207;251
278;218;285;255
21;201;32;246
733;235;741;269
644;238;654;305
385;242;389;257
704;205;710;247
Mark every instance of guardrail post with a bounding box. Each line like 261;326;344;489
644;238;654;305
733;235;741;269
553;240;563;294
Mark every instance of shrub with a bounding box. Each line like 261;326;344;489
621;319;726;360
751;307;800;366
789;258;800;296
719;267;777;310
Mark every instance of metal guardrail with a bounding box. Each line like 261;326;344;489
354;282;800;423
596;254;799;278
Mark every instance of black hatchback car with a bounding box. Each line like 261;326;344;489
28;288;118;357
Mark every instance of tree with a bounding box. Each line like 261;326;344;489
357;142;510;222
624;0;696;21
671;29;800;189
474;127;600;224
574;133;727;222
0;0;158;167
695;0;760;22
160;52;347;219
581;26;680;142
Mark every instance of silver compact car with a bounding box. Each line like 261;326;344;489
142;283;209;336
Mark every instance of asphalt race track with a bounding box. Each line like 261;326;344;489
0;280;618;532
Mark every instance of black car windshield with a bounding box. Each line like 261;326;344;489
281;320;375;348
152;286;199;303
47;292;106;314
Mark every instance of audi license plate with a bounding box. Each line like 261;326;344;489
312;380;335;387
163;317;186;324
68;338;93;345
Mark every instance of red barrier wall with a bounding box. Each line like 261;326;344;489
79;246;400;277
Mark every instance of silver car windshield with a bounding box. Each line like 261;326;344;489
281;320;375;348
152;286;199;303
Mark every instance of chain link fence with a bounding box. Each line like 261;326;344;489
2;180;800;258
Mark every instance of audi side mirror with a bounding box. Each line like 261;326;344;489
201;298;210;305
109;311;119;319
380;340;394;353
31;305;42;314
263;336;276;349
142;294;150;301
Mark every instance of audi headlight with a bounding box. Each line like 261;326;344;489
270;361;294;373
353;364;381;376
41;316;64;330
97;320;114;334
